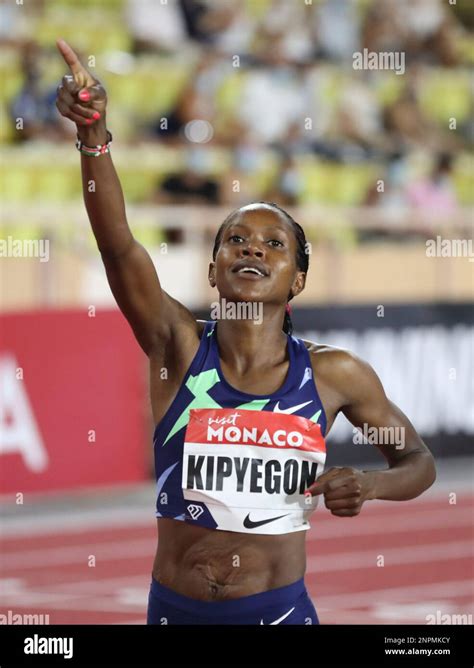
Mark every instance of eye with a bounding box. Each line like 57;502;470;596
229;234;244;243
268;239;284;247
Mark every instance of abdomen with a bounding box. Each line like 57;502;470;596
153;518;307;600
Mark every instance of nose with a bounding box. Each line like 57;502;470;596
242;243;264;258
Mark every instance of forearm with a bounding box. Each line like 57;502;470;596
364;450;436;501
79;122;133;256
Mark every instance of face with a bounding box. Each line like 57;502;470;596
208;205;306;305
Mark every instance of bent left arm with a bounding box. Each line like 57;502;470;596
308;352;436;516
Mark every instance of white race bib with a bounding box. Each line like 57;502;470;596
182;408;326;534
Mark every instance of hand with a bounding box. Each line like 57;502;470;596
306;466;375;517
55;38;108;143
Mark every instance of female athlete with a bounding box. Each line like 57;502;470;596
55;39;436;625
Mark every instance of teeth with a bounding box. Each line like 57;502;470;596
238;267;264;276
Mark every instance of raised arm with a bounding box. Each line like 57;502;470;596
55;39;195;354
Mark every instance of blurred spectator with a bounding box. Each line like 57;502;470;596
9;40;69;142
208;0;254;57
149;50;225;143
275;120;312;157
179;0;210;42
180;0;252;53
361;152;415;241
401;0;447;41
330;76;384;159
314;0;361;62
254;0;315;66
383;73;436;151
364;152;410;210
423;13;462;67
154;148;222;205
221;130;264;205
125;0;187;54
264;153;302;207
0;0;45;48
362;0;406;53
407;153;459;214
239;65;307;144
362;0;462;66
400;0;461;66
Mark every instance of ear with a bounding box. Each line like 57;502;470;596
208;261;216;288
291;271;306;298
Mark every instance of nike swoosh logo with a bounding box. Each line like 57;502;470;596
273;400;312;414
260;606;296;625
298;367;313;390
243;513;288;529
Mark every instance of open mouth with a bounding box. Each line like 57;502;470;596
232;261;269;278
237;267;265;277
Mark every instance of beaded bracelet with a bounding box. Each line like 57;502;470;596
76;130;113;156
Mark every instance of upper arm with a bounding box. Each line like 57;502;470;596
101;239;197;354
331;350;431;465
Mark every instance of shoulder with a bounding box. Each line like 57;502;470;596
301;338;361;374
300;338;383;401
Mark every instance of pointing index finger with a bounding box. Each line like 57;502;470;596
56;38;92;87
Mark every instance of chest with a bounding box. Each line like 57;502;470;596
150;337;341;435
219;358;290;396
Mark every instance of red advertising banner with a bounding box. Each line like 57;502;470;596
0;310;148;495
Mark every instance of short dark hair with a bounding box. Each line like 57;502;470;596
212;201;309;335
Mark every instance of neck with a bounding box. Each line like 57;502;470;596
215;307;288;374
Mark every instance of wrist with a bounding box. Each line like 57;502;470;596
362;470;379;501
77;120;108;146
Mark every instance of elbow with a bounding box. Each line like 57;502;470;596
397;448;437;499
425;452;437;490
416;450;436;496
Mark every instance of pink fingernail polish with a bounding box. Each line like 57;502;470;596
92;111;100;120
86;119;92;125
79;90;90;101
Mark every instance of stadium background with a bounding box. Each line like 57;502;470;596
1;0;473;625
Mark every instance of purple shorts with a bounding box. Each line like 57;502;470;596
147;575;319;625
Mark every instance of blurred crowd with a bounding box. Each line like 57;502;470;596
1;0;472;217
